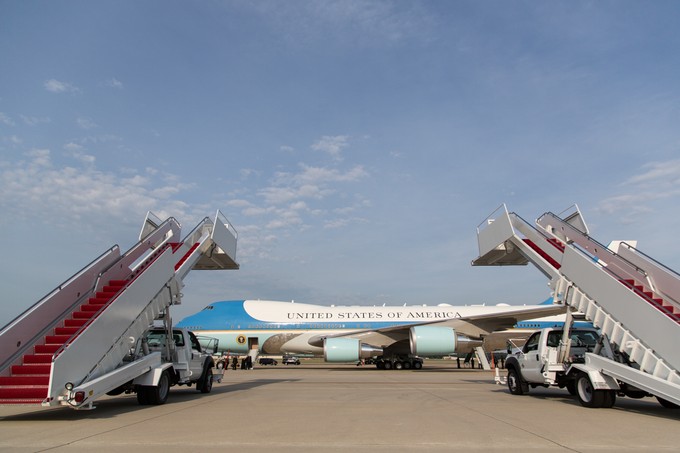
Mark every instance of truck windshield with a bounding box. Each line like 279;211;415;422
145;330;185;347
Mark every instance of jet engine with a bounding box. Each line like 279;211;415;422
409;326;481;355
323;338;383;362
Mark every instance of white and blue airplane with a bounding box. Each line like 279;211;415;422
176;298;568;367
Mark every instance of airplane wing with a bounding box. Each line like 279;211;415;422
308;304;567;348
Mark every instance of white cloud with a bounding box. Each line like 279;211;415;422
76;117;98;130
44;79;80;93
0;112;16;126
0;150;195;228
596;159;680;221
311;135;349;161
104;78;124;89
20;115;51;126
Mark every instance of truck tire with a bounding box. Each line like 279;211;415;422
507;367;527;395
565;380;577;396
148;370;170;405
394;361;404;370
576;374;605;408
198;367;213;394
413;361;422;370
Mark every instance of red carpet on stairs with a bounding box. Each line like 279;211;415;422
0;279;127;404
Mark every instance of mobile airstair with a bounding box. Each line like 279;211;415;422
473;204;680;406
0;210;238;407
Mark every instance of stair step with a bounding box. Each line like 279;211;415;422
0;387;49;399
45;334;70;344
80;304;103;312
72;311;96;319
0;376;49;386
64;318;88;327
108;279;128;286
87;297;110;305
11;364;51;375
34;344;60;354
23;354;53;364
54;326;79;335
0;398;44;405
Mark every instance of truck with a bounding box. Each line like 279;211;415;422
0;210;239;410
504;324;677;408
100;325;218;406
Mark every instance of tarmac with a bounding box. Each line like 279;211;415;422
1;360;678;452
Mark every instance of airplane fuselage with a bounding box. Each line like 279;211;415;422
176;299;578;356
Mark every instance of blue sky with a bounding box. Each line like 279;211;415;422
2;1;680;325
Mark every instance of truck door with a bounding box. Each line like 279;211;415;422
188;331;205;378
518;331;544;383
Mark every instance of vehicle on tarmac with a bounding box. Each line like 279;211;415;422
504;326;678;408
259;357;278;365
283;355;300;365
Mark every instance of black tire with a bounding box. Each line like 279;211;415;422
383;361;393;370
403;361;412;370
199;367;213;394
507;367;526;395
413;361;423;370
216;361;225;370
576;374;605;408
602;390;616;408
565;380;577;396
656;396;680;409
147;370;170;405
136;386;149;405
394;361;404;370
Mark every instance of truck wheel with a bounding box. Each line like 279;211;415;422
136;386;149;405
576;374;605;408
147;370;170;405
394;361;403;370
413;361;422;370
507;368;527;395
383;361;393;370
603;390;616;408
199;367;213;394
403;361;412;370
565;380;577;396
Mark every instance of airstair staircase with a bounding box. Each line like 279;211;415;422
473;204;680;405
0;210;238;406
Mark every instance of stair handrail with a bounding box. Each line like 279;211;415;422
51;240;178;363
62;218;212;385
0;245;120;374
538;212;649;282
45;216;180;368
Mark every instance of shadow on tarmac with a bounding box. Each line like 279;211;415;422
487;386;680;421
0;378;297;422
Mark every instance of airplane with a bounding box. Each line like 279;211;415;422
176;298;567;369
